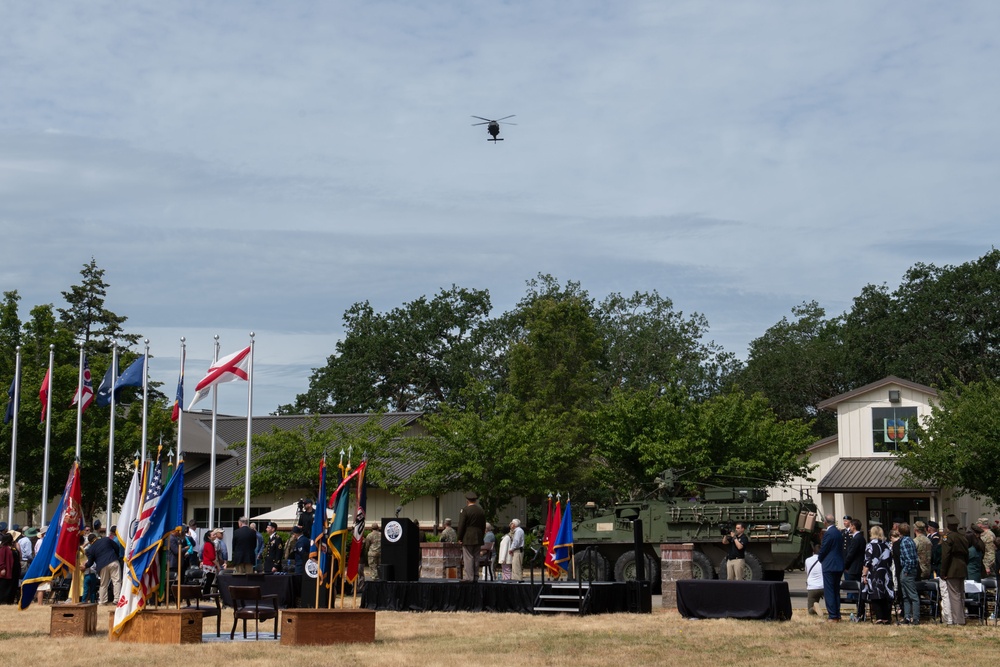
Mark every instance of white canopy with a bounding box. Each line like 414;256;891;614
250;503;335;529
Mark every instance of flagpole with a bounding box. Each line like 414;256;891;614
176;338;185;458
243;332;255;516
208;335;220;531
140;339;150;465
75;344;85;460
41;344;54;527
105;344;118;526
7;346;21;527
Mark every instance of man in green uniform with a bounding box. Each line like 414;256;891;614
940;515;969;625
457;492;486;582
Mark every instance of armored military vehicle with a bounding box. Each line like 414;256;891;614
572;471;818;584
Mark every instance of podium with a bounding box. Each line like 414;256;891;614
381;517;420;581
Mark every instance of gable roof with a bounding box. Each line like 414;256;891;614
182;411;426;491
817;376;938;411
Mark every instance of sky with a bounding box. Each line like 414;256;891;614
1;2;998;416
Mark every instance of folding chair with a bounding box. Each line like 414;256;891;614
478;542;495;581
229;585;279;640
964;580;986;624
916;579;941;623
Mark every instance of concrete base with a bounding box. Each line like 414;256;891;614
50;603;99;637
108;608;204;644
280;608;376;645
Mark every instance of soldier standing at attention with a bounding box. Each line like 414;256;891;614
976;517;996;576
364;524;382;580
913;522;932;580
457;493;486;582
940;515;969;625
439;518;457;543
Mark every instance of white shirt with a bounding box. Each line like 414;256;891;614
510;526;525;551
805;554;824;591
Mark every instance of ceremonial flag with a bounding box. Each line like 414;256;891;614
346;458;368;583
327;460;363;577
95;363;115;408
552;499;573;572
38;369;50;422
114;456;184;634
19;462;83;610
171;354;184;422
545;499;562;577
309;457;329;591
114;355;146;393
4;375;16;425
70;355;95;413
116;459;142;551
187;345;251;410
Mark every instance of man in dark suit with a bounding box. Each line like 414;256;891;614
843;519;865;618
818;514;845;621
457;491;486;582
231;516;258;574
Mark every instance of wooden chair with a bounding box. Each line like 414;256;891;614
229;585;279;640
175;584;222;637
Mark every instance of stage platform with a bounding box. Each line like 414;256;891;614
360;579;649;614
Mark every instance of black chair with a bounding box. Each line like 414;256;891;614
175;584;222;637
982;577;997;623
964;580;986;624
478;542;495;581
916;579;941;623
229;585;279;640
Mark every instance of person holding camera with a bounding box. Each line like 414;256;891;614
722;522;749;580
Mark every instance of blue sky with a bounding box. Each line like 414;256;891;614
2;2;998;415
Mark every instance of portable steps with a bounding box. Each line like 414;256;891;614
533;582;591;614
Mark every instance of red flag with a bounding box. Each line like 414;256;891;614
54;462;83;571
544;500;562;577
38;369;50;422
187;345;250;410
345;459;368;583
70;357;95;413
542;496;553;560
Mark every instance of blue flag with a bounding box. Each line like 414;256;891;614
309;457;328;592
4;376;16;424
95;363;115;408
552;499;574;572
19;464;82;610
114;355;145;392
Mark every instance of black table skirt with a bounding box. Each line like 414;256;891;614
217;573;295;608
676;580;792;621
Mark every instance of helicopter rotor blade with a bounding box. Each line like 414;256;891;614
496;115;516;121
471;121;490;126
498;122;517;126
470;116;493;122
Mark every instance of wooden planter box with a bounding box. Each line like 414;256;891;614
50;603;99;637
280;609;376;645
107;608;204;644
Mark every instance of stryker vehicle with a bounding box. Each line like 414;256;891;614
572;470;818;584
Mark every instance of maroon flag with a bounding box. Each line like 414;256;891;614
54;462;83;570
345;459;368;583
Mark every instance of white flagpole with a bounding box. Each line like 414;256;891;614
7;346;21;527
140;339;149;465
208;335;220;530
75;343;84;460
105;344;118;527
243;332;255;516
41;344;54;527
177;337;186;458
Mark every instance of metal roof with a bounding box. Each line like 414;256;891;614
816;457;937;493
817;376;937;411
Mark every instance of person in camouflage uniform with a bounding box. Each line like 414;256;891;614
976;517;996;575
439;518;458;543
913;521;932;580
364;524;382;580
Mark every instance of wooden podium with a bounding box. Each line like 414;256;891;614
50;603;99;637
280;609;376;645
108;608;205;644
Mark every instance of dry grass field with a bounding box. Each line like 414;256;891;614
3;602;1000;667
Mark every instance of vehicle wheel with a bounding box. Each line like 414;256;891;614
719;553;764;580
691;551;716;579
613;551;659;587
574;549;609;582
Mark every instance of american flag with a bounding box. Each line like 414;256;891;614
129;459;163;561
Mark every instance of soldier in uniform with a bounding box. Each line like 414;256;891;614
439;518;457;543
364;524;382;580
297;498;315;537
976;517;996;576
940;515;970;625
913;521;932;580
927;520;942;577
262;521;284;574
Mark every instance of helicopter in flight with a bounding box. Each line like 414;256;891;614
471;115;516;142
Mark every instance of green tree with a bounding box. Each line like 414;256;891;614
897;378;1000;505
740;301;844;438
227;415;408;502
57;258;139;352
283;286;492;414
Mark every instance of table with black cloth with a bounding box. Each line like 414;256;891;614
217;573;295;608
676;580;792;620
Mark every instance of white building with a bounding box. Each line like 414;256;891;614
768;376;993;529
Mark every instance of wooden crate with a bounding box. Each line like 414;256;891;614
280;609;376;645
108;608;204;644
50;603;99;637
